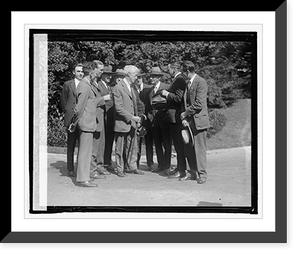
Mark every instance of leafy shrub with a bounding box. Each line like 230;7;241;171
207;109;227;139
47;115;67;147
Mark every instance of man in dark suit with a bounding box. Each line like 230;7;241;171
113;65;143;177
138;73;158;172
161;61;188;179
72;61;106;187
142;67;171;173
180;61;210;184
90;62;113;178
60;63;84;177
132;73;146;170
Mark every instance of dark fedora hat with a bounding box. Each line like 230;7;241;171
149;66;164;76
151;92;168;110
181;124;194;146
102;65;116;74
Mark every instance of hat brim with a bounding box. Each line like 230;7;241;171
181;125;194;146
103;71;116;74
151;93;168;110
149;72;164;76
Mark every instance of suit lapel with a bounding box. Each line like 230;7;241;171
71;79;77;98
99;80;110;94
121;80;133;99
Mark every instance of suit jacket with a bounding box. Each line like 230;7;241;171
141;82;170;124
98;80;115;129
60;79;78;127
165;73;187;123
113;79;138;133
73;77;105;132
183;74;210;130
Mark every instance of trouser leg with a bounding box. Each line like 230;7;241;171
66;127;79;171
76;130;94;182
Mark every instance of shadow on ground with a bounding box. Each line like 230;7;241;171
197;201;223;207
50;161;77;185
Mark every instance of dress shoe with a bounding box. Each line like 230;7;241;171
196;178;207;184
178;173;191;181
147;165;154;172
97;166;111;175
90;172;106;179
152;167;164;173
105;165;116;173
165;168;178;176
132;169;144;175
77;181;98;187
68;170;76;177
179;172;197;181
167;171;181;179
116;171;126;177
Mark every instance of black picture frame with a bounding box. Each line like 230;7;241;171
5;2;287;243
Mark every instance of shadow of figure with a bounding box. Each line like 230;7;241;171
197;201;223;207
50;161;77;185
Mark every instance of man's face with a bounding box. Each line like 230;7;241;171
128;72;138;84
136;77;143;86
102;73;112;83
73;66;84;80
90;69;101;82
97;64;104;78
149;75;160;85
167;64;175;77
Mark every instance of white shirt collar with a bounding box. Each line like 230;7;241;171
189;74;197;85
174;72;181;78
101;79;107;88
74;78;81;88
123;78;132;92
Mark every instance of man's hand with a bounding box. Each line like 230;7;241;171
132;116;141;123
103;94;111;101
161;89;169;97
182;119;189;127
180;112;187;121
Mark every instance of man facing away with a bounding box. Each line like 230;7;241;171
112;65;144;177
60;63;84;177
180;61;210;184
161;61;188;179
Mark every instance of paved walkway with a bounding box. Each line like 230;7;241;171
46;146;251;207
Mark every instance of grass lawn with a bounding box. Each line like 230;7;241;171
48;98;251;154
207;98;251;150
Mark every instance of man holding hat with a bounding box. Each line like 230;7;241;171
161;61;188;179
143;66;171;173
180;61;210;184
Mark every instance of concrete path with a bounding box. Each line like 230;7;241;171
46;146;251;207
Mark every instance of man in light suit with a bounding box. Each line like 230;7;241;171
60;63;84;177
180;61;210;184
72;62;106;187
112;65;143;177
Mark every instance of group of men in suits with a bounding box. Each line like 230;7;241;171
60;60;210;187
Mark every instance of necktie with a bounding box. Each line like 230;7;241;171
188;80;191;90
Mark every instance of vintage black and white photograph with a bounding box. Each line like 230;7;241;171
30;27;257;214
7;4;290;245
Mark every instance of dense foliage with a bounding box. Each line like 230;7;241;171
47;40;252;147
